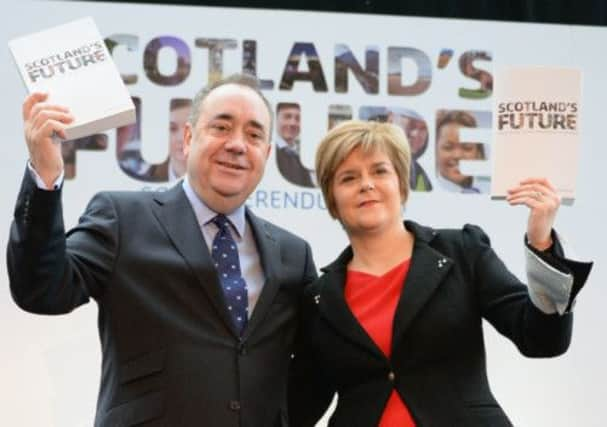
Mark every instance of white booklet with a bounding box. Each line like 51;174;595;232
491;66;581;205
8;17;135;141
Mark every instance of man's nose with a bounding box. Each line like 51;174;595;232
452;145;464;159
224;130;247;154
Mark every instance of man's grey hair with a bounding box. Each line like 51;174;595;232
188;73;274;141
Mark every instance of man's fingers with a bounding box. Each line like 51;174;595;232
31;110;74;132
28;102;70;124
22;92;49;120
33;119;69;143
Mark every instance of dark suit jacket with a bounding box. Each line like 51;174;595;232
276;147;315;188
7;170;317;427
289;221;590;427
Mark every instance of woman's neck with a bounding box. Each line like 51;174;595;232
348;221;414;276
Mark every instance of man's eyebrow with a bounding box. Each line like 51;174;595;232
247;120;266;133
208;114;266;133
209;113;234;122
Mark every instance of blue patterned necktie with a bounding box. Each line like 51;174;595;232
211;214;248;335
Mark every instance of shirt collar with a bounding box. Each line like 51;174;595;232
182;176;246;238
275;135;288;149
275;135;299;152
436;174;475;193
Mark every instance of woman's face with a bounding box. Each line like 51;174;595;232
436;122;482;186
332;146;403;235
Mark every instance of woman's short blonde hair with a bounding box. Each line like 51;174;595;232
315;120;411;219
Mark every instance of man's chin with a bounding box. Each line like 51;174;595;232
451;175;473;187
210;184;250;200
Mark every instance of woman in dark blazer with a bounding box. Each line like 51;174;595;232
289;120;591;427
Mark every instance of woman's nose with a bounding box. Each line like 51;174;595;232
360;175;375;191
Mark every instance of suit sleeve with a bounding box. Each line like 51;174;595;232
302;240;318;286
7;168;118;314
464;224;588;357
286;242;334;426
288;292;335;427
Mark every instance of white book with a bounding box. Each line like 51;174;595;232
491;66;581;205
8;17;135;141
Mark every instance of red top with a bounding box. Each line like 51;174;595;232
345;259;416;427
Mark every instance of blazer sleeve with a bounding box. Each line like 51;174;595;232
7;168;118;314
288;287;335;427
524;231;592;314
464;224;585;357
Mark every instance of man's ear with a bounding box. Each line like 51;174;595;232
264;140;272;160
183;122;193;157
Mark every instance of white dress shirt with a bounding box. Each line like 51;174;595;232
182;177;266;317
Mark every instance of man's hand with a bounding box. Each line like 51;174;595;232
23;92;73;189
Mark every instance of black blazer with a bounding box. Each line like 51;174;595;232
289;221;590;427
7;170;317;427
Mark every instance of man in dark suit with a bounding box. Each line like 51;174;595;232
8;74;317;427
274;103;315;188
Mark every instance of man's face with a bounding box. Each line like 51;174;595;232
406;119;428;157
183;84;271;213
169;105;191;178
276;106;300;145
391;114;428;157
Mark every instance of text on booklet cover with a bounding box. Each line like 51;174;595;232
497;100;578;132
25;42;107;83
491;67;581;203
8;17;135;141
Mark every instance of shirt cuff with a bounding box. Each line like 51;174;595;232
525;229;593;315
27;161;64;190
525;245;573;315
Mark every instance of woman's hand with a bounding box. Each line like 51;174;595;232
506;177;561;251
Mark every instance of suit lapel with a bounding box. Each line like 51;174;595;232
151;185;238;337
243;209;281;338
315;221;453;361
317;248;386;361
391;222;453;349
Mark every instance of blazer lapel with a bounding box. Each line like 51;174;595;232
241;209;281;338
151;184;238;337
317;248;386;361
391;221;453;348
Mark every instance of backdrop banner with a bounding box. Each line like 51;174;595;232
1;2;605;426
